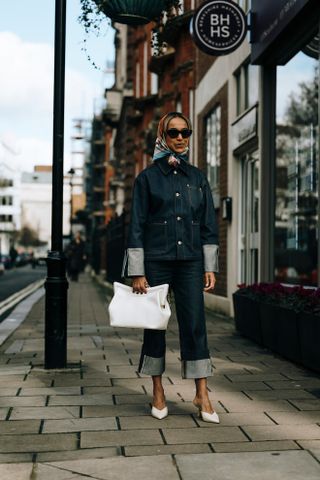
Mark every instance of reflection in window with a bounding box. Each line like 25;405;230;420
275;52;318;286
205;105;221;208
235;63;259;116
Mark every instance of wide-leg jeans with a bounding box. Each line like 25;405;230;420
138;259;213;379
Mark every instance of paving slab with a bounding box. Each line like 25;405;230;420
0;388;19;396
289;399;320;411
0;463;33;480
297;440;320;449
26;463;87;479
175;451;320;480
83;404;150;417
48;393;114;406
0;407;8;420
195;412;275;427
266;411;320;425
119;414;197;430
83;386;144;395
53;378;112;387
36;446;120;462
43;417;117;433
0;420;40;434
81;429;164;448
0;433;78;453
19;387;81;396
0;395;46;407
124;443;212;457
242;424;320;441
114;394;153;405
10;406;80;420
0;453;34;463
245;390;317;400
220;399;297;413
162;426;248;444
41;456;180;480
211;440;300;453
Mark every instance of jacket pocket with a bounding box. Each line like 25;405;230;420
187;184;203;210
191;220;201;250
145;221;168;254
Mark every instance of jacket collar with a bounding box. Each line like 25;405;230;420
155;156;190;177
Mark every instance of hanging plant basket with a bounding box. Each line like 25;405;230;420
92;0;176;25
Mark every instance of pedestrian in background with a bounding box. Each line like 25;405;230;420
124;112;220;423
66;231;86;282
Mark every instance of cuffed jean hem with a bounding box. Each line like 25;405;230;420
138;355;165;376
181;358;214;379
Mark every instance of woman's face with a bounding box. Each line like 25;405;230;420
165;117;190;154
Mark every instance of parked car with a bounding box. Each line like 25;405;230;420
0;254;12;269
15;252;30;267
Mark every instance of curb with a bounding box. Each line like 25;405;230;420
0;279;45;317
0;286;45;346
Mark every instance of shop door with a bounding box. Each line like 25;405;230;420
240;151;259;284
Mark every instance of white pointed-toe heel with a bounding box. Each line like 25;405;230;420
151;405;168;420
199;409;220;424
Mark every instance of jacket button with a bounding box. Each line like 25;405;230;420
177;216;181;221
173;170;178;174
175;192;180;197
177;241;182;245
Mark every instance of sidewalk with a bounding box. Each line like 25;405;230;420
0;273;319;479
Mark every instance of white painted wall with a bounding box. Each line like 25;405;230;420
195;40;253;316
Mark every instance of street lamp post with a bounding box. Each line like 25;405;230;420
68;168;75;238
44;0;68;369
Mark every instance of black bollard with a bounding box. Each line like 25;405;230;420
45;252;68;369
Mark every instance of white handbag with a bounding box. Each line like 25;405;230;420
108;282;171;330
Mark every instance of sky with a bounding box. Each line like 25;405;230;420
0;1;317;174
277;51;318;123
0;0;115;173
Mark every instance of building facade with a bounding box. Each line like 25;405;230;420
88;0;319;317
21;166;71;246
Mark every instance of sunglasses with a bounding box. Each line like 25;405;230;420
166;128;193;139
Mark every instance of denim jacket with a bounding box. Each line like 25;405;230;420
123;156;219;276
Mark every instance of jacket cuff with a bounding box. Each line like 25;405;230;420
203;244;219;273
127;248;145;276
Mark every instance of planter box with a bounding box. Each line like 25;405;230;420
299;312;320;373
232;293;262;345
259;303;301;363
276;305;301;364
259;302;278;352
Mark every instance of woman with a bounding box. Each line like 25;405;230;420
124;112;219;423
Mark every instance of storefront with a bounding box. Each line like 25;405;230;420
251;0;319;287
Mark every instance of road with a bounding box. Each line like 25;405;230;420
0;265;46;302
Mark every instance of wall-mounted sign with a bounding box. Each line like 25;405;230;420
231;105;258;152
190;0;247;56
251;0;318;64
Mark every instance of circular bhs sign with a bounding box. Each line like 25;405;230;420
191;0;247;56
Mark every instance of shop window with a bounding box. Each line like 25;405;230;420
235;62;259;116
275;50;319;286
205;105;221;207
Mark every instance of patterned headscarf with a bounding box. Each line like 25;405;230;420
152;112;192;165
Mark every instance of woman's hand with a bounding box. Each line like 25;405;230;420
132;276;149;294
203;272;216;292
